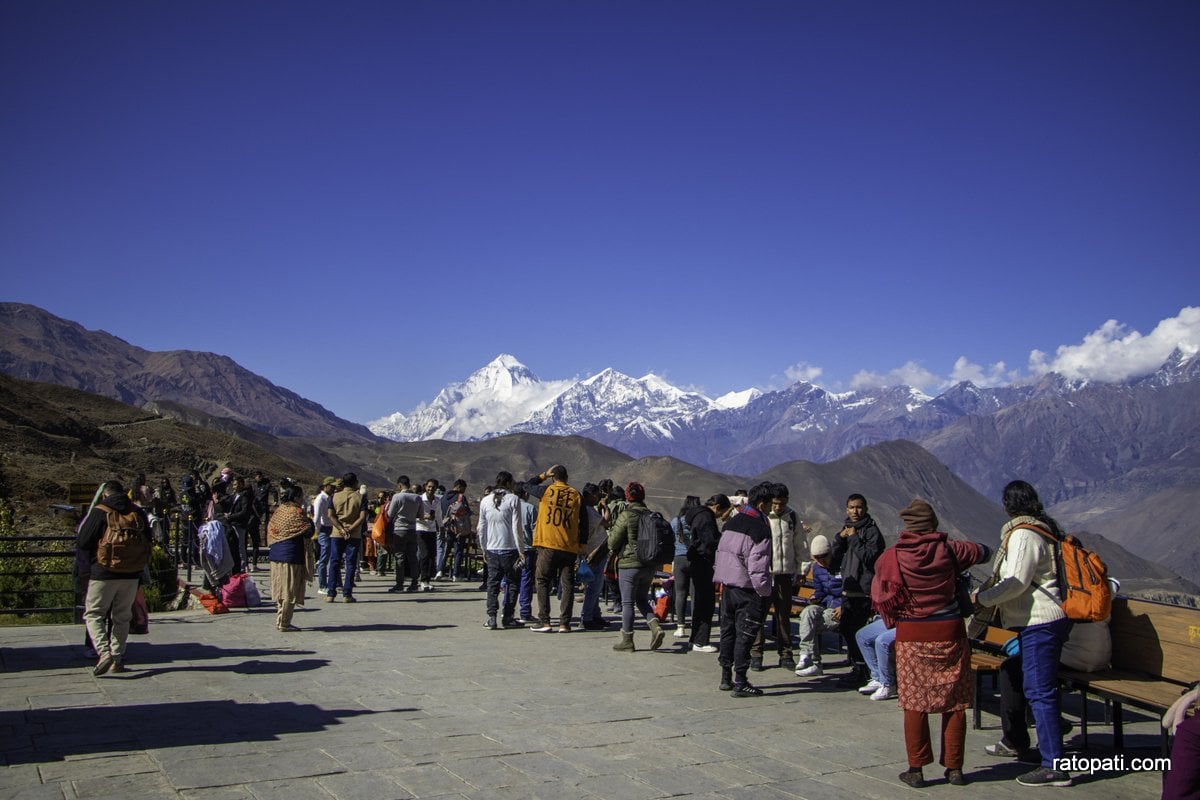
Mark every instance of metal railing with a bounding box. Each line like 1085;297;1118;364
0;532;80;618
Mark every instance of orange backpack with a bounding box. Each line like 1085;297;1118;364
1015;524;1113;623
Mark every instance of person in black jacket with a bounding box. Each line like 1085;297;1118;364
77;481;152;676
226;476;257;572
829;493;885;686
682;493;732;653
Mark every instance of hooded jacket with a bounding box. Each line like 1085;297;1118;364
713;507;772;596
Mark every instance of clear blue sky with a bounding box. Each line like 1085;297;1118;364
3;1;1198;423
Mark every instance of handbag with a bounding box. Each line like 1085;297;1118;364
944;538;975;620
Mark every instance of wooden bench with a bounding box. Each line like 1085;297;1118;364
1058;597;1200;754
969;623;1017;730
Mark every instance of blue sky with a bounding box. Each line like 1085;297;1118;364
3;1;1198;423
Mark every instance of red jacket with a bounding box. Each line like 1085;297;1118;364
872;530;989;626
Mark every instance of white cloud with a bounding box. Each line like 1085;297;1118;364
950;356;1018;388
1027;307;1200;382
850;361;940;391
785;361;824;384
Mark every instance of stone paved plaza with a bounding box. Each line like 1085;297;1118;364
0;573;1168;799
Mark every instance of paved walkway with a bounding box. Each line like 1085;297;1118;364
0;573;1168;800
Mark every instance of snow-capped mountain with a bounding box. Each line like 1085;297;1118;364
368;354;574;441
369;351;1200;477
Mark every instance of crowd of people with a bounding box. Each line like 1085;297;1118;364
74;464;1199;795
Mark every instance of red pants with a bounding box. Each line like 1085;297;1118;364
904;708;965;770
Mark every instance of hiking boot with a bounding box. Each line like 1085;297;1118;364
612;632;635;652
730;682;764;698
648;618;665;650
1015;767;1072;787
898;768;926;788
750;657;764;672
719;668;733;691
779;653;796;671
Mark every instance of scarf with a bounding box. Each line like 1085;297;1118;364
267;504;314;546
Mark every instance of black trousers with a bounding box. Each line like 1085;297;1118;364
718;585;764;683
391;531;419;589
688;559;716;647
839;595;873;666
485;549;521;621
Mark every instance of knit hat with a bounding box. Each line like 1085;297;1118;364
810;534;831;557
625;481;646;503
900;499;939;533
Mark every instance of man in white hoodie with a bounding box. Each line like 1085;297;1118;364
750;483;808;672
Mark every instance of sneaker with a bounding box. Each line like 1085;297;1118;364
502;618;524;628
692;644;718;653
484;617;497;630
730;682;764;698
899;769;926;788
323;595;335;603
673;627;688;638
859;679;883;695
796;652;813;669
945;769;968;786
92;655;115;677
386;586;404;593
278;624;301;632
870;684;897;701
434;571;443;580
517;617;530;625
985;742;1042;765
529;625;554;633
109;662;127;674
450;575;457;582
1015;767;1072;787
557;626;571;633
796;663;823;677
343;595;357;603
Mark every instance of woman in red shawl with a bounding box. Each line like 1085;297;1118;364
871;499;991;788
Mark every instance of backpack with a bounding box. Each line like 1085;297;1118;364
94;503;151;572
447;493;470;520
371;506;391;546
635;511;676;567
1015;524;1113;623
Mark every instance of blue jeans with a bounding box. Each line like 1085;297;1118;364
326;537;361;598
856;616;897;687
316;527;332;590
1017;617;1073;768
519;556;536;619
579;560;606;623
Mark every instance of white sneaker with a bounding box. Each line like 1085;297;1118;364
796;663;823;677
691;644;718;653
434;571;443;580
673;627;689;638
796;653;813;669
858;679;883;695
870;684;897;701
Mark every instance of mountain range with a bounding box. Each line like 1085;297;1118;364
3;302;1198;589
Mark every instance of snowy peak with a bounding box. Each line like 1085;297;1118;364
715;388;763;409
368;355;571;441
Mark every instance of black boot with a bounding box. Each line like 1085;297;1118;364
719;667;733;691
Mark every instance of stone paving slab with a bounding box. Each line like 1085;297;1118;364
0;572;1170;799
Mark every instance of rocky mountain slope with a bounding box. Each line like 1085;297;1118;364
0;303;377;442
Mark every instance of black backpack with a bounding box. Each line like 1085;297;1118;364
636;511;676;567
